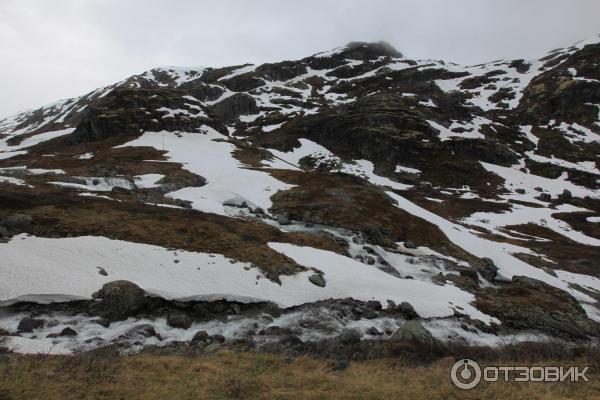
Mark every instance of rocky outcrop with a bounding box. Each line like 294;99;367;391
475;276;600;339
90;280;148;322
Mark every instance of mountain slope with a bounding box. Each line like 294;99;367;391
1;37;600;354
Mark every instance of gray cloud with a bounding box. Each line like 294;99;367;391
1;0;599;116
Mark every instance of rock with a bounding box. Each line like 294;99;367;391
560;189;572;200
459;269;479;282
363;255;376;265
167;312;193;329
212;93;258;121
111;186;131;195
123;324;160;340
279;335;303;347
538;193;552;202
265;326;294;336
276;213;290;225
17;317;45;333
404;240;417;249
338;328;362;344
94;318;110;328
0;226;9;237
515;188;526;194
97;267;108;276
191;330;210;344
392;320;441;346
475;276;600;339
253;207;264;215
398;302;419;320
91;280;148;321
192;303;208;318
367;326;381;336
1;214;32;231
308;273;326;288
60;327;78;337
479;258;498;282
212;334;226;343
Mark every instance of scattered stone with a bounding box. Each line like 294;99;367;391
308;273;326;288
338;328;362;344
276;214;290;225
91;280;148;321
367;326;381;336
123;324;160;340
515;188;526;194
560;189;572;200
363;255;376;265
94;318;110;328
60;327;78;337
0;226;9;237
212;334;226;343
398;301;419;320
97;267;108;276
279;335;303;347
392;320;441;346
538;193;552;202
191;330;210;344
404;240;417;249
17;317;44;333
0;214;32;231
459;269;478;282
479;258;498;282
111;186;131;195
167;312;192;329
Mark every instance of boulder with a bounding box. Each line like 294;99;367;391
398;301;419;320
479;258;498;282
392;320;441;346
191;330;210;345
17;317;44;333
404;240;417;249
122;324;160;340
367;326;381;336
1;214;32;231
308;273;326;288
60;327;78;337
167;312;193;329
338;328;362;344
91;280;148;321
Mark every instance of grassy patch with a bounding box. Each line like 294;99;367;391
0;350;598;400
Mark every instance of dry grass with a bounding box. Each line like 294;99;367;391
0;350;597;400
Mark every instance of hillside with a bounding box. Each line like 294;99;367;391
1;36;600;355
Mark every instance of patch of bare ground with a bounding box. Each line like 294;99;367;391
400;189;511;220
553;212;600;240
269;169;484;265
505;224;600;277
0;187;346;279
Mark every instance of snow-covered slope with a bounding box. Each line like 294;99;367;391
1;36;600;354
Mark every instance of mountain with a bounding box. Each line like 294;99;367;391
1;36;600;355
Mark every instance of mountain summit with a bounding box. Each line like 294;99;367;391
1;34;600;354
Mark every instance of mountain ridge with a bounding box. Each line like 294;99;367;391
1;33;600;354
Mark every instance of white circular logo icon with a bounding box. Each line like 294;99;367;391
451;359;482;390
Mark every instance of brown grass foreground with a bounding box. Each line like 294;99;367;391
0;350;597;400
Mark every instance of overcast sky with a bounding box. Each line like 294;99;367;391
1;0;599;116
